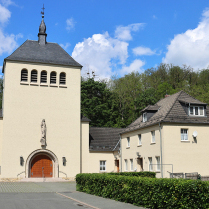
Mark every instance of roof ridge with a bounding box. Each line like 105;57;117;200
162;90;183;121
90;126;125;129
180;91;206;104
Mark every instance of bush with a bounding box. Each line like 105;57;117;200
108;171;156;178
76;173;209;208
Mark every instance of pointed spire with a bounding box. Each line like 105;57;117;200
38;4;47;45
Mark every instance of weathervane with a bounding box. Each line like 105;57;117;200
41;4;45;18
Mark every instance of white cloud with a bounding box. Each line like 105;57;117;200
72;32;129;79
0;4;11;24
0;0;14;7
163;8;209;70
114;23;144;41
72;23;148;79
60;42;71;50
121;59;145;75
133;46;155;56
0;4;22;56
0;30;20;55
66;18;75;31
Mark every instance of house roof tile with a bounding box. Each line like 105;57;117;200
122;91;209;134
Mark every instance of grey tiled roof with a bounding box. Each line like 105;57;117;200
81;114;91;122
123;91;209;134
89;127;125;151
3;40;82;71
141;105;160;112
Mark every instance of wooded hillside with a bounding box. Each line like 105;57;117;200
81;64;209;128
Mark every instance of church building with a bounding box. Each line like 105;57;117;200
0;14;121;180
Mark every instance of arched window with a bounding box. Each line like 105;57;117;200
50;71;56;84
59;72;66;85
41;71;47;83
31;70;37;83
21;69;28;82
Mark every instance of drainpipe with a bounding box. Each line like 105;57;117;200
159;122;163;178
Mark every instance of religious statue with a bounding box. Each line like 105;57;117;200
40;119;46;146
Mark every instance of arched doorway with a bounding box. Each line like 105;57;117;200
26;149;59;178
30;154;53;178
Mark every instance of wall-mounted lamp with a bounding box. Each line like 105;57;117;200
62;157;66;166
20;156;24;166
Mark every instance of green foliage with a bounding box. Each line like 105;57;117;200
76;173;209;209
108;171;156;178
81;78;120;127
81;64;209;128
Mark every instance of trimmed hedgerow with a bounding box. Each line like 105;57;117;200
108;171;156;178
76;173;209;209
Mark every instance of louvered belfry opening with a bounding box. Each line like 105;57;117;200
60;72;66;85
41;71;47;83
31;70;38;82
21;69;28;82
50;71;56;84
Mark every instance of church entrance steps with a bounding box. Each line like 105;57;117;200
19;178;70;182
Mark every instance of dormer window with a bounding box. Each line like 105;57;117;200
143;112;147;122
189;106;204;116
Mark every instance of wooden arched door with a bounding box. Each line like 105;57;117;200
30;154;53;178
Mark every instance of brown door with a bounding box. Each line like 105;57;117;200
115;160;119;172
30;154;53;178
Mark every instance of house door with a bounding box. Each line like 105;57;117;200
115;160;119;172
30;154;53;178
137;158;143;171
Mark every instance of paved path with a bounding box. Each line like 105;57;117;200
0;182;146;209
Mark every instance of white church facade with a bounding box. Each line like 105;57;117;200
0;15;121;179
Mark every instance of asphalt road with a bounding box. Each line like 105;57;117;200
0;182;145;209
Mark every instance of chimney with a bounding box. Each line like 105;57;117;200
165;94;170;98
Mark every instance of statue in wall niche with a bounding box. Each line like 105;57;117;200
40;119;46;146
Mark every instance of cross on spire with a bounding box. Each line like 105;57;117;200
41;4;45;18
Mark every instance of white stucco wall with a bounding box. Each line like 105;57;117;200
121;124;161;177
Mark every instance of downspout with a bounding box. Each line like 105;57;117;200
159;122;163;178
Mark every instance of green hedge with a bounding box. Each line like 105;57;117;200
76;173;209;208
108;171;156;178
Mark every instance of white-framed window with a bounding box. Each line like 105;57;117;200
124;159;128;171
148;157;153;171
31;69;38;83
127;137;130;147
143;112;147;122
181;129;188;141
59;72;66;85
100;161;106;171
151;131;155;143
21;69;28;82
156;156;160;171
189;106;204;116
130;159;133;171
138;134;142;145
41;70;47;83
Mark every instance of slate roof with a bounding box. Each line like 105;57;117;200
81;114;91;122
123;90;209;134
141;105;161;112
89;127;125;151
3;40;82;72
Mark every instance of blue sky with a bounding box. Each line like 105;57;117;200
1;0;209;79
